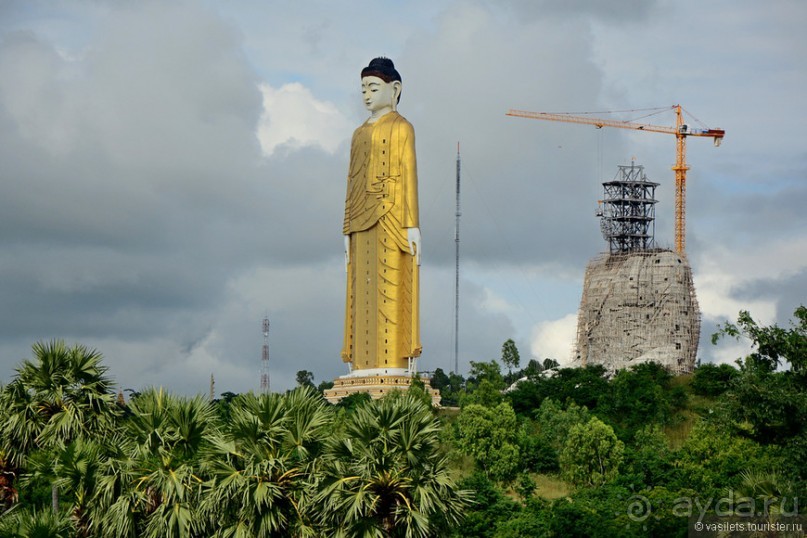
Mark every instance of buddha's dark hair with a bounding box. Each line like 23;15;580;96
361;57;402;103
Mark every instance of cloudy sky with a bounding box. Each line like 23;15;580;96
1;0;805;395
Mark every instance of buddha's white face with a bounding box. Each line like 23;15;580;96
361;76;398;115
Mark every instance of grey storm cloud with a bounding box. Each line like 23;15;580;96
501;0;661;22
1;0;805;394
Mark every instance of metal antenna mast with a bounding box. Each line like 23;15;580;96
261;316;270;392
453;143;461;374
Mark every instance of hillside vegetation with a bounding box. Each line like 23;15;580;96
1;307;804;537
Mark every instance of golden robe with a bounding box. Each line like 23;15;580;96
342;111;421;369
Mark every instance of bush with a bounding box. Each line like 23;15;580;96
691;363;739;397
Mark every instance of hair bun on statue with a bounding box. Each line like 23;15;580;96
369;57;394;69
361;57;401;83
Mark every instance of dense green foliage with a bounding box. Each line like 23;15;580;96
558;417;623;487
454;403;520;481
0;345;467;537
1;307;805;537
690;363;739;397
442;307;806;537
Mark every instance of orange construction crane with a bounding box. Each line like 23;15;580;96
506;105;724;254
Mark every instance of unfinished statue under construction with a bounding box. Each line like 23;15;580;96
575;162;701;374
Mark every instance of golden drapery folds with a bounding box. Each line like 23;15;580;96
342;111;421;369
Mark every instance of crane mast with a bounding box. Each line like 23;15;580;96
506;105;724;254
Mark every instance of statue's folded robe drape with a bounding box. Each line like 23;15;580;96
342;112;421;369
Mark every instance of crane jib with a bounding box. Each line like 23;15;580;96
505;105;725;254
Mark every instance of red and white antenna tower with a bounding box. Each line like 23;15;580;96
261;316;270;392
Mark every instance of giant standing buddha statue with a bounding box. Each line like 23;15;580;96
324;57;439;405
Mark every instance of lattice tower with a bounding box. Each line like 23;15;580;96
261;317;270;392
597;162;659;254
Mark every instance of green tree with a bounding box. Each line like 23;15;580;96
725;367;806;445
621;424;675;488
514;472;536;501
467;360;505;390
431;369;465;407
493;496;550;538
0;506;73;537
451;473;519;538
516;425;558;474
295;369;315;389
534;398;590;452
317;380;335;392
449;373;466;406
522;359;542;379
675;419;776;497
711;307;807;447
405;375;436;408
543;484;687;538
26;438;110;536
0;341;118;515
318;394;469;536
454;403;520;482
506;365;609;416
200;387;330;537
93;388;218;538
501;339;520;379
691;363;739;397
461;379;504;408
712;305;807;374
602;362;685;439
462;360;505;408
0;341;118;467
430;368;450;391
335;391;371;412
559;417;624;487
213;391;239;422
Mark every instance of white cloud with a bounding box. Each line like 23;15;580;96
708;340;751;368
257;82;351;156
530;313;577;366
694;236;807;326
479;286;516;316
1;0;805;394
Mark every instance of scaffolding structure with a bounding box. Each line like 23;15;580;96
575;249;701;375
574;161;701;375
597;162;658;254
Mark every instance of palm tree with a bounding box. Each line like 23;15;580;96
317;393;470;537
0;506;73;538
735;469;797;516
0;341;118;515
25;438;106;536
198;386;332;537
94;388;218;538
1;341;118;457
0;381;44;470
